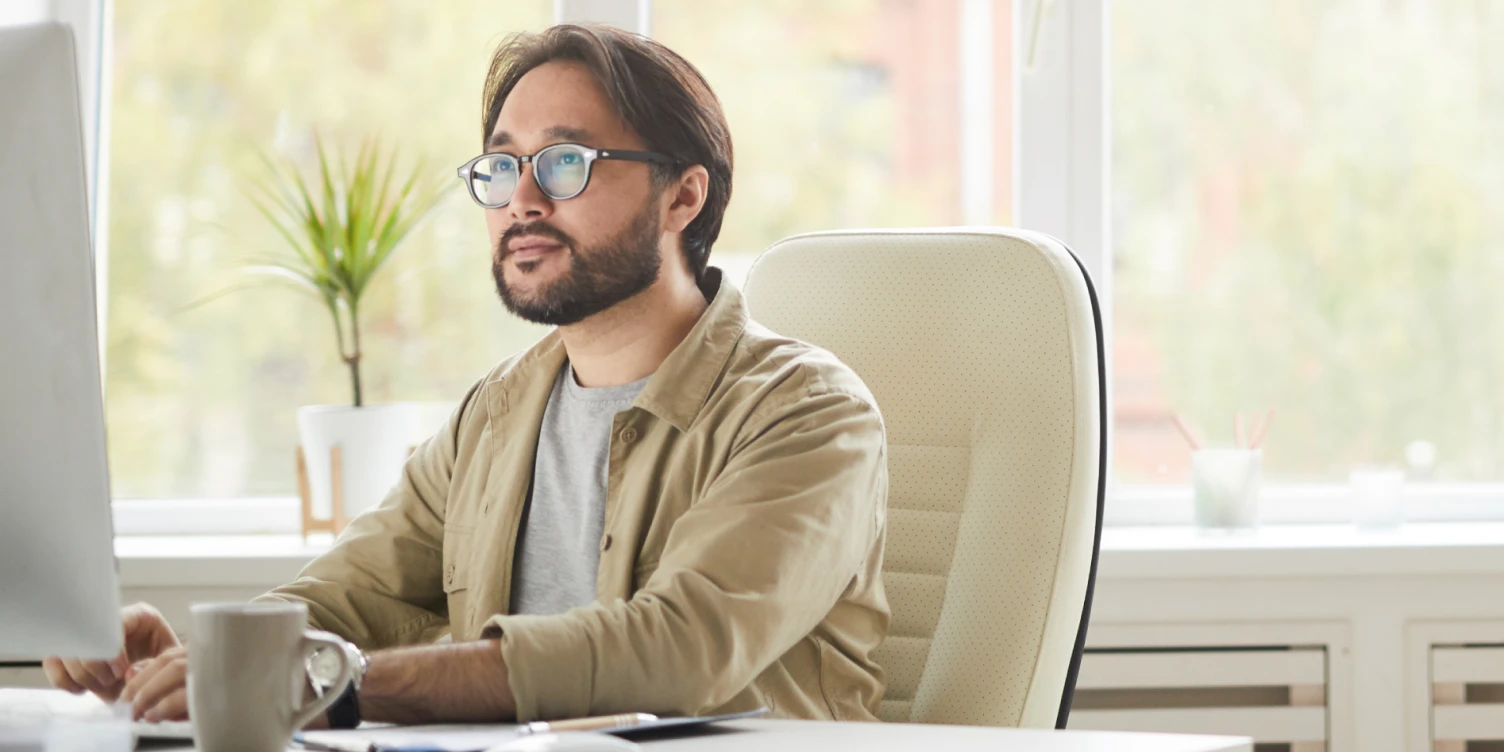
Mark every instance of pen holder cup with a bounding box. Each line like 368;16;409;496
1192;448;1262;532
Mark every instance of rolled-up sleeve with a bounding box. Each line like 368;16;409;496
481;385;887;720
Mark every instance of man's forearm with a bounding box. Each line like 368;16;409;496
358;639;516;724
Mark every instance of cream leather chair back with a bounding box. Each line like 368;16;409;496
743;227;1105;729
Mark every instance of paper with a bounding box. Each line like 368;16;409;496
299;723;520;752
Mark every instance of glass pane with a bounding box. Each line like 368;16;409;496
652;0;1014;284
1111;0;1504;483
106;1;551;498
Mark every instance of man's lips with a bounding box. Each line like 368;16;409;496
508;238;565;261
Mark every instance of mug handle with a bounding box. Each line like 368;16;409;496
292;630;357;730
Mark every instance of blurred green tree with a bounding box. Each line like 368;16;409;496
1112;0;1504;482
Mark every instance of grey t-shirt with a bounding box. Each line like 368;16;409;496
509;361;650;616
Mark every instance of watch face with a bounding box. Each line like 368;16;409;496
308;645;343;687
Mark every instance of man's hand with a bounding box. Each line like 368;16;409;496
120;645;189;721
42;602;182;705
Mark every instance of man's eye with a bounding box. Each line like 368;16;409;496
559;152;580;165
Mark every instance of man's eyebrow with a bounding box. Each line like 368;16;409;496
543;126;592;142
486;126;594;151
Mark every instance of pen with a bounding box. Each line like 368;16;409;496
517;712;658;736
295;735;375;752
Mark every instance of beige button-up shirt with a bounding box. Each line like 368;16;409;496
259;268;890;722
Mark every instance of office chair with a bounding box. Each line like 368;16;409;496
743;227;1106;729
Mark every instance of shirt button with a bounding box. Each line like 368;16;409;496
619;427;638;444
601;534;614;552
445;564;455;585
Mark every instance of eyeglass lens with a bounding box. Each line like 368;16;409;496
468;145;591;207
535;146;589;198
469;156;518;207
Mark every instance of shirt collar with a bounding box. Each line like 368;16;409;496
489;267;747;433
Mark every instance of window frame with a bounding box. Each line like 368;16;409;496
1023;0;1504;525
93;0;1501;534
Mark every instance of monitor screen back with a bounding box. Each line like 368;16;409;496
0;21;122;660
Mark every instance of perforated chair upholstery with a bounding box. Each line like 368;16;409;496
742;227;1105;729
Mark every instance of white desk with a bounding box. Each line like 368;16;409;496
163;720;1252;752
637;719;1251;751
0;690;1249;752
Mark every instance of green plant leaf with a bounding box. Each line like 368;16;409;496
225;131;449;406
174;278;283;316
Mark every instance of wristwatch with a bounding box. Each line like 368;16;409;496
308;640;369;729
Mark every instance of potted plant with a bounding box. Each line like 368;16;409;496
243;136;447;533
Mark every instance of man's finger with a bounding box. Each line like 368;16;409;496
42;658;86;694
141;686;189;723
81;658;117;691
120;603;180;661
121;657;163;704
130;656;187;722
60;658;115;697
109;651;129;680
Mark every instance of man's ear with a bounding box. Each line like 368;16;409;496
662;165;710;234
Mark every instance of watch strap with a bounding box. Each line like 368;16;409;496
326;643;367;730
326;680;361;729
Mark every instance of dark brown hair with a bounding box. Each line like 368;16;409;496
481;24;733;280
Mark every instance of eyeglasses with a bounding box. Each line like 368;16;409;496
456;143;678;209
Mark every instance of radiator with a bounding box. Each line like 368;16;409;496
1067;646;1328;752
1431;644;1504;751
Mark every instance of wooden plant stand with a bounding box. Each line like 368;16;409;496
296;444;418;537
297;445;349;536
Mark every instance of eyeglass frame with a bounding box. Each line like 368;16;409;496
455;144;680;208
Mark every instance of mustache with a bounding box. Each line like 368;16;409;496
496;222;576;257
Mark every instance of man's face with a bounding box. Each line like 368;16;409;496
486;60;666;326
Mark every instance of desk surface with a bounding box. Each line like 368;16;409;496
0;690;1251;752
634;719;1251;751
174;720;1253;752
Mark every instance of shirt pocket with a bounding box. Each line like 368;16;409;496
442;530;473;637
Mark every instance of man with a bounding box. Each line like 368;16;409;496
46;23;888;725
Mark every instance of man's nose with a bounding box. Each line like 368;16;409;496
506;163;553;222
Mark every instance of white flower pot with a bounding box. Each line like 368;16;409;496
296;403;425;525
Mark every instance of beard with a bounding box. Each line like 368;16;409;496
491;205;663;327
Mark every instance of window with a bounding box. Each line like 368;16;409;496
1110;0;1504;489
104;1;551;500
652;0;1014;284
106;0;1498;526
106;0;1504;526
104;0;1014;508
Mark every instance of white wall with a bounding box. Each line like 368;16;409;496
0;1;48;26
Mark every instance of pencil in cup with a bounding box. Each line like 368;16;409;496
1248;409;1276;449
1172;413;1205;451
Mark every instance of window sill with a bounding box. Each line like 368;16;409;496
114;522;1504;590
116;534;331;589
1099;521;1504;579
112;498;302;536
110;484;1504;537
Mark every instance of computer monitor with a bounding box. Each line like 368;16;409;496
0;21;123;660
